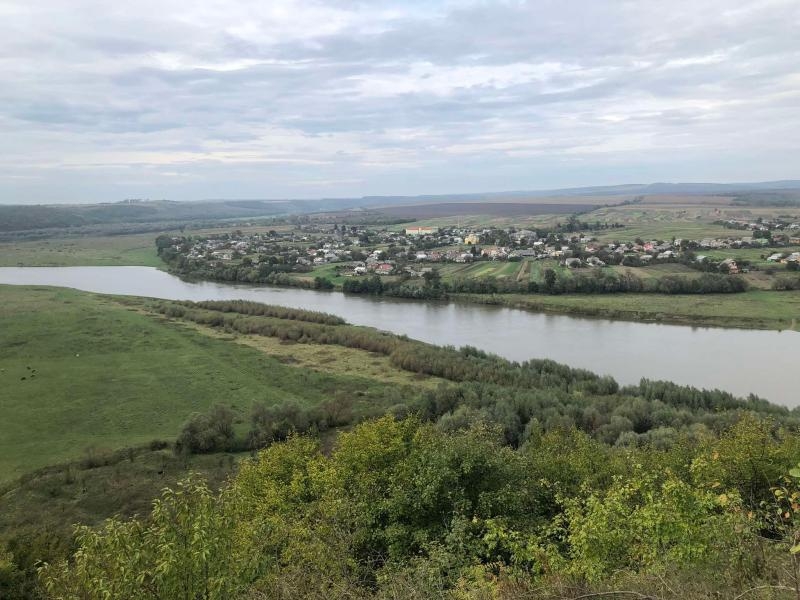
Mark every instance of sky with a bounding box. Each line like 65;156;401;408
0;0;799;204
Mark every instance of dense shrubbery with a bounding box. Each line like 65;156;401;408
175;405;240;454
341;270;748;299
39;415;800;599
773;276;800;290
172;300;346;325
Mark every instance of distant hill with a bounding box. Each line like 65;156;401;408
2;180;798;234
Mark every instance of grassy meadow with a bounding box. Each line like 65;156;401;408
0;233;164;267
0;285;424;481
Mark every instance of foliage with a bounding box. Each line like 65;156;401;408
35;416;800;599
39;476;249;599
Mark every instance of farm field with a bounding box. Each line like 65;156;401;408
0;285;420;481
588;199;800;243
378;201;599;219
390;213;570;230
591;219;733;243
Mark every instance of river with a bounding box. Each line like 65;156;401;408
1;266;798;406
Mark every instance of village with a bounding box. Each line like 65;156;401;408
162;217;800;280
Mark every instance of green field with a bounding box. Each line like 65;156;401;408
0;285;420;481
460;289;800;330
436;260;521;280
701;245;800;265
0;233;164;267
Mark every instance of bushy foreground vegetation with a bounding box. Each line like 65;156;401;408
35;416;800;599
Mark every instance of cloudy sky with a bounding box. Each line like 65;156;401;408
1;0;799;203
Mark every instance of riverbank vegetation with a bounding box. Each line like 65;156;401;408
458;289;800;330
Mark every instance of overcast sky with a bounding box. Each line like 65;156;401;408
1;0;798;203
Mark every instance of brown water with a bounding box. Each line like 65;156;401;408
1;266;798;407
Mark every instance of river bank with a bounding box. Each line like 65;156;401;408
454;290;800;331
179;267;800;331
1;267;799;403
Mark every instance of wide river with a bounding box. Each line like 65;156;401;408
1;266;798;406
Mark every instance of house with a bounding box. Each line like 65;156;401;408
405;226;438;236
564;258;582;268
767;253;784;262
586;256;606;267
482;246;508;259
375;263;395;275
720;258;740;274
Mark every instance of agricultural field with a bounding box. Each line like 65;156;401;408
378;201;598;219
588;196;800;243
388;213;570;230
0;285;424;481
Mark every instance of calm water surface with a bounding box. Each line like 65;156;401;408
1;266;798;406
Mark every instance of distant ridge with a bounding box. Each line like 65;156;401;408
352;180;800;204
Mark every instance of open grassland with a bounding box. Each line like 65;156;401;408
459;289;800;330
0;285;420;481
0;233;163;267
181;319;443;390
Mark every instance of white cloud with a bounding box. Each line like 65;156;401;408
0;0;798;202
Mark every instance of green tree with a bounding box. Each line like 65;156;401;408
39;477;247;600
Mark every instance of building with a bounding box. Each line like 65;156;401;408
405;226;438;236
464;233;480;245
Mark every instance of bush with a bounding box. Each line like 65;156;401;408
175;405;238;454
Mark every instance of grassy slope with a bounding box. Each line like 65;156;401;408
0;285;418;481
0;233;163;267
